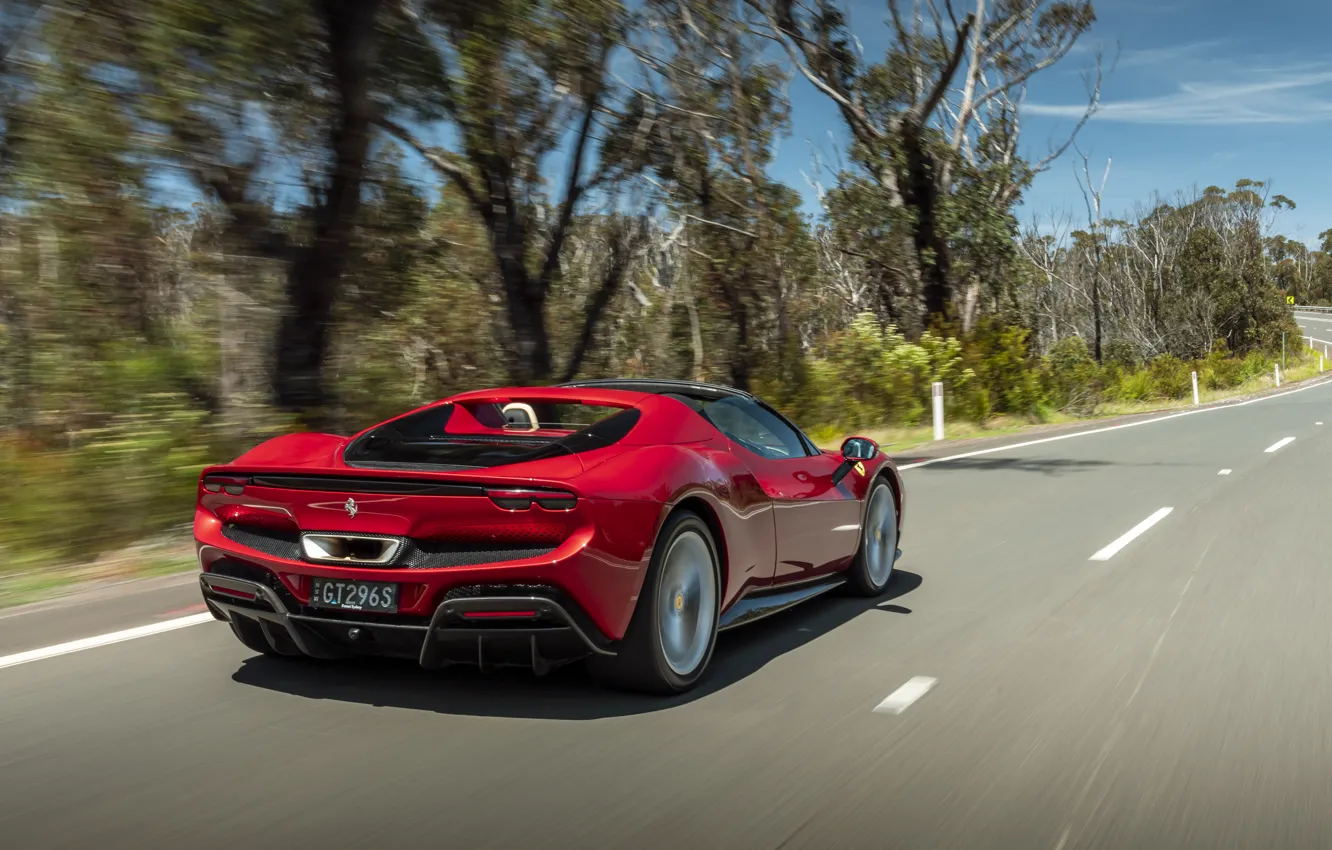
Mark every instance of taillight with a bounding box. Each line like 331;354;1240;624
215;504;298;532
203;475;248;496
211;585;256;601
485;488;577;511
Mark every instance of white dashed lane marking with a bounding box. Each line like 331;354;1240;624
1265;437;1296;453
1089;508;1174;562
873;676;938;715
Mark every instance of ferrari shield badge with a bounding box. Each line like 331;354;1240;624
853;461;866;477
344;497;358;518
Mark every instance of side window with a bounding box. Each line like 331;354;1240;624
701;398;810;460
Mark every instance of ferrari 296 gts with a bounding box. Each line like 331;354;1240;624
194;379;905;693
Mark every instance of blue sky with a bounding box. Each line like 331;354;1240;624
771;0;1332;245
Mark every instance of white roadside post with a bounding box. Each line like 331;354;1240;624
1191;370;1199;405
931;381;944;441
1321;354;1325;373
1275;364;1281;387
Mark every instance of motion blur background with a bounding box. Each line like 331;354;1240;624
0;0;1324;601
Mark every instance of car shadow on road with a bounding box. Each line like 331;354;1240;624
230;570;923;720
908;457;1114;475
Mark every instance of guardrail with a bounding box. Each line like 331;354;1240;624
1293;305;1332;313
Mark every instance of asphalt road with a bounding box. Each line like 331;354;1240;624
6;365;1332;849
1297;311;1332;359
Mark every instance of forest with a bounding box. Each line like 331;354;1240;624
0;0;1324;574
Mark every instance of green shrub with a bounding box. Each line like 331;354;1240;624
1239;350;1270;382
960;384;993;425
1201;350;1244;389
1103;339;1143;371
1043;336;1103;414
965;318;1045;416
1146;355;1192;398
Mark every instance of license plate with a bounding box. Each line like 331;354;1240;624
309;578;399;613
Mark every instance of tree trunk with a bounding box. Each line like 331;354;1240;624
1092;272;1104;362
960;273;983;334
493;231;552;384
272;0;380;427
216;273;239;418
684;275;705;381
900;131;953;324
0;219;32;432
729;294;752;391
561;223;637;383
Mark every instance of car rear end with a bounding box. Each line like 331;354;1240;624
195;391;668;672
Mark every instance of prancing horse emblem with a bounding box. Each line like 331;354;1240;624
344;497;358;518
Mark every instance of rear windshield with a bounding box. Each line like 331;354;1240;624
343;403;641;470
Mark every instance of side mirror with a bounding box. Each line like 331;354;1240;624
832;437;878;485
841;437;879;461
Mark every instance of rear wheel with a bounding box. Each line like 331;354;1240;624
846;481;899;597
589;511;720;694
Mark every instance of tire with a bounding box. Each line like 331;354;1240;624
589;510;721;694
846;480;899;597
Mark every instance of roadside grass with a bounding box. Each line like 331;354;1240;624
818;350;1329;453
0;531;195;609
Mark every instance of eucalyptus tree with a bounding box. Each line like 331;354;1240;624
32;0;408;427
373;0;653;384
746;0;1098;331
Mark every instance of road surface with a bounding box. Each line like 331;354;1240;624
5;368;1332;849
1297;310;1332;362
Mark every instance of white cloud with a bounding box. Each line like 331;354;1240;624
1111;39;1230;69
1027;64;1332;125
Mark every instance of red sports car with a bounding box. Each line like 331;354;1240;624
195;379;905;693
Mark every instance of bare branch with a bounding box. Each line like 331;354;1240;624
948;0;987;152
1026;55;1102;177
742;0;885;146
374;115;488;218
538;48;606;293
907;13;975;127
684;214;758;238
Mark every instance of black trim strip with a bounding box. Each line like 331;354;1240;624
247;475;486;496
718;576;847;631
559;377;755;400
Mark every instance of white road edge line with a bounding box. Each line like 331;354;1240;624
1218;469;1231;475
873;675;938;715
0;613;215;671
1265;437;1296;453
896;376;1332;471
1089;508;1173;562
